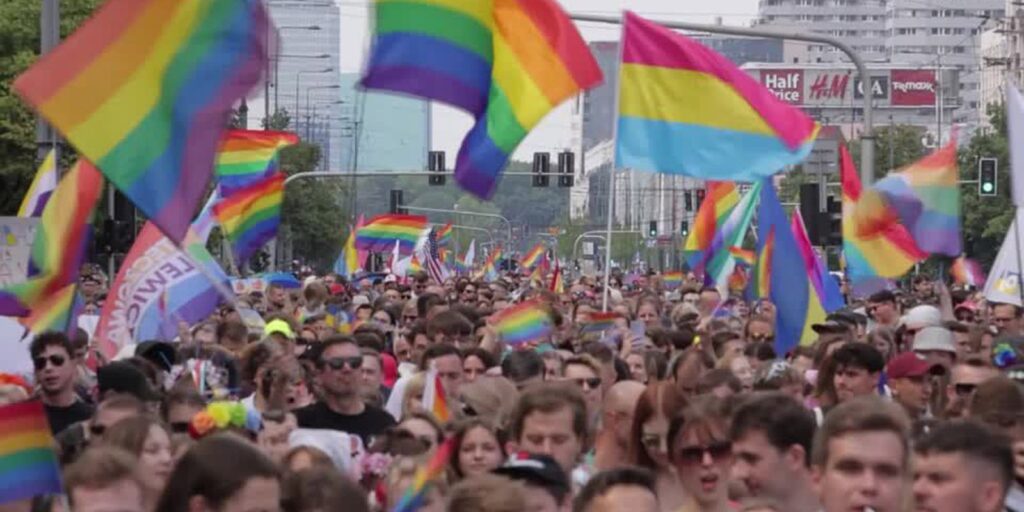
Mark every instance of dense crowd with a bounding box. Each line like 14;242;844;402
3;268;1024;512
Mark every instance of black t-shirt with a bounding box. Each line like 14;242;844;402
294;401;396;446
44;401;94;435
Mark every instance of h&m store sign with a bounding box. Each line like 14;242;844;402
756;68;936;107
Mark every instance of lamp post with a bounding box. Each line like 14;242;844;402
272;26;320;111
304;85;340;140
294;68;334;128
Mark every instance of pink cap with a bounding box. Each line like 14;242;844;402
381;352;398;388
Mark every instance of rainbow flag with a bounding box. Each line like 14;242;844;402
728;265;748;294
521;243;546;269
791;210;844;312
391;438;455;512
215;130;299;196
493;299;554;346
457;240;476;275
0;401;63;503
663;271;684;290
752;227;775;299
840;145;927;289
333;227;360;279
409;253;424;274
550;261;564;294
684;182;739;257
18;150;57;218
0;161;103;317
213;172;285;266
14;0;270;242
950;256;986;287
729;246;756;267
434;223;453;247
421;367;449;423
700;181;763;290
361;0;602;199
481;245;503;282
856;140;961;256
355;214;428;254
580;312;620;334
18;285;82;336
616;12;818;180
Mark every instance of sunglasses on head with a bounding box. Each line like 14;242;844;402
33;354;66;370
675;441;732;465
570;377;602;390
322;356;363;370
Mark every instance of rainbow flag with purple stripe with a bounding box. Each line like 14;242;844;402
0;401;62;503
521;243;546;269
616;11;818;180
213;172;285;266
356;214;428;254
663;271;684;290
791;210;844;312
392;438;454;512
215;130;299;196
14;0;270;242
580;312;620;334
493;299;554;346
361;0;602;199
434;223;453;247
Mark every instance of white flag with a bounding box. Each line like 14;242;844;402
464;240;476;268
984;207;1024;306
1006;85;1024;206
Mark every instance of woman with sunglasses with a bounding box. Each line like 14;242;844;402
627;381;689;512
668;396;736;512
101;416;174;512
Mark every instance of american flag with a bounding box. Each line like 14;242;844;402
425;227;450;284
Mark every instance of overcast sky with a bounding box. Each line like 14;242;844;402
334;0;760;159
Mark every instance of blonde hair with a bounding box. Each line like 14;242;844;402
458;376;519;431
402;373;426;418
446;474;525;512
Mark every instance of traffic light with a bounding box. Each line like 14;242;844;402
684;191;693;212
695;189;706;210
799;183;825;246
648;221;657;238
389;190;405;214
557;151;575;187
532;152;550;187
428;151;446;186
681;220;689;236
979;158;997;196
825;195;842;247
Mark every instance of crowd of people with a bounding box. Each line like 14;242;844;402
2;268;1024;512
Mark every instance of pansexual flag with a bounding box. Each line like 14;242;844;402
361;0;602;198
616;12;818;180
840;145;927;288
214;172;285;266
950;256;986;287
493;299;554;346
855;139;961;256
215;130;299;196
684;182;739;259
17;150;57;218
0;401;63;503
356;214;428;254
14;0;270;242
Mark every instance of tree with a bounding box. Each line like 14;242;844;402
958;104;1012;270
279;141;347;271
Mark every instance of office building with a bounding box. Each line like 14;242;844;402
754;0;888;63
337;74;431;173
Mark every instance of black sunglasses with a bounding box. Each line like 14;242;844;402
169;421;191;434
33;354;66;370
570;377;602;390
675;441;732;465
749;333;774;342
88;423;106;437
322;356;363;370
954;383;978;397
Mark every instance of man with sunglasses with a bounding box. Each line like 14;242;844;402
294;336;395;446
945;357;1000;418
867;290;900;330
992;302;1024;337
31;332;94;434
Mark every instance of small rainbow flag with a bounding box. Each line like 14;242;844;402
663;271;684;290
421;367;449;424
14;0;270;243
434;223;453;247
18;284;82;336
361;0;602;199
752;226;775;299
0;401;62;503
391;438;455;512
728;265;748;294
355;214;428;254
521;243;546;269
493;300;553;346
950;256;986;287
616;12;818;181
580;312;620;334
213;172;285;266
549;261;564;294
18;150;57;218
409;253;423;274
215;130;299;196
684;182;739;257
729;246;756;267
481;246;503;282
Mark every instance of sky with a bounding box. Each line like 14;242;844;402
334;0;761;162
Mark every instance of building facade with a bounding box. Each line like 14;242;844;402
338;74;430;173
754;0;888;63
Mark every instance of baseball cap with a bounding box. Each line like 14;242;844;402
97;361;160;401
886;352;945;379
912;326;956;354
264;319;296;340
811;320;849;334
493;453;569;497
900;305;942;331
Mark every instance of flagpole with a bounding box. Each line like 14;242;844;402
602;15;627;313
1013;207;1024;306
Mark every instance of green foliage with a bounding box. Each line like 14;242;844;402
279;141;346;271
958;105;1012;269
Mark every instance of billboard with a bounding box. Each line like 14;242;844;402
753;67;937;108
891;70;937;106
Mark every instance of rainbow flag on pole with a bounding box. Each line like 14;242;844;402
391;438;454;512
493;299;554;346
751;227;775;299
615;12;818;180
684;182;740;258
663;271;684;290
361;0;602;199
550;261;564;294
18;285;83;336
481;245;503;282
213;172;285;266
215;130;299;196
421;367;449;423
521;243;546;269
356;214;428;254
17;150;57;218
434;223;453;247
0;401;62;503
14;0;270;242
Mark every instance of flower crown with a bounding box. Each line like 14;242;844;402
189;401;262;439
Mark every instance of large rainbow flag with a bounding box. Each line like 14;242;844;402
683;182;739;260
840;145;926;288
0;161;103;317
213;172;285;266
356;214;428;254
14;0;270;242
0;401;63;503
361;0;602;198
615;12;818;180
215;130;299;196
17;150;57;218
855;139;961;256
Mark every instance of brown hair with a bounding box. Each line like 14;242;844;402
510;382;589;445
446;474;526;512
281;466;368;512
811;396;911;468
449;418;507;478
100;416;170;457
65;447;141;505
667;395;732;460
459;376;520;430
628;382;687;468
282;445;334;471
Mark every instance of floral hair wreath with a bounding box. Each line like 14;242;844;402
189;401;262;439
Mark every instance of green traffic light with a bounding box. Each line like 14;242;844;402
982;182;995;194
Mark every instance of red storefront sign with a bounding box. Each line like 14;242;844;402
891;70;936;106
761;69;803;104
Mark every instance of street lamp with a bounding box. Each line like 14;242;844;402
304;85;341;139
294;68;334;123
